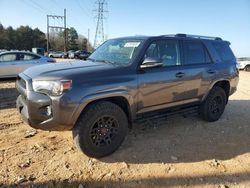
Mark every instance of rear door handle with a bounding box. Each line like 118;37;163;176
207;69;216;74
176;72;185;78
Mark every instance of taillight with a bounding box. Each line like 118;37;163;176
47;59;56;63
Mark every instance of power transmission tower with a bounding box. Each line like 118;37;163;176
93;0;108;48
47;9;67;52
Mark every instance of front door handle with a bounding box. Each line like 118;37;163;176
176;72;185;78
207;69;216;74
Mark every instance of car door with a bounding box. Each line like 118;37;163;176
181;39;216;101
137;39;204;114
0;53;18;77
16;53;41;73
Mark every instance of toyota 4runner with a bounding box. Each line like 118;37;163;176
16;34;239;158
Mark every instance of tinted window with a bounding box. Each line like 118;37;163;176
19;53;40;61
0;53;17;62
238;57;250;61
213;42;235;61
183;41;211;65
145;40;180;66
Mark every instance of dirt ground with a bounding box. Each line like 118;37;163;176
0;71;250;188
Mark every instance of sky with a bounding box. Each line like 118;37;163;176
0;0;250;57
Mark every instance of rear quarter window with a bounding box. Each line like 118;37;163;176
212;42;235;62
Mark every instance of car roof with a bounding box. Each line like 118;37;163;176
113;36;150;40
113;34;228;43
0;51;43;57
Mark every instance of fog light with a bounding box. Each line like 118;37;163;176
46;106;52;116
40;106;52;117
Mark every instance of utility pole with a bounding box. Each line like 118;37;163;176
64;9;67;53
47;15;49;53
46;9;67;52
87;28;90;51
94;0;108;48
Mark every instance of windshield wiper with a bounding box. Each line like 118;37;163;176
97;60;116;64
86;57;96;62
87;58;118;65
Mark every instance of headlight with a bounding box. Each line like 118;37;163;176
32;80;72;96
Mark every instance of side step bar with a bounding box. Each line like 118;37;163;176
135;105;199;124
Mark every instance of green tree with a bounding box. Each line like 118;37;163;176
49;31;65;51
78;34;94;52
0;24;46;51
0;23;6;49
16;26;34;50
5;26;16;50
67;27;78;50
32;28;47;49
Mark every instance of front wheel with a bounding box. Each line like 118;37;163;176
245;65;250;71
73;101;128;158
199;86;227;122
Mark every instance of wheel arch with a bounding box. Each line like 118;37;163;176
202;79;230;103
245;64;250;71
72;93;135;129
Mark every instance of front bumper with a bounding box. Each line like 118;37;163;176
238;64;245;70
16;74;76;131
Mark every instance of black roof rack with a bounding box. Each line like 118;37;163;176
164;34;222;41
176;33;222;41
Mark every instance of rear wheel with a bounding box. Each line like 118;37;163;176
73;101;128;158
199;86;227;122
245;65;250;71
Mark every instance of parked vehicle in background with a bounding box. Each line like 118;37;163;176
74;50;91;60
16;34;238;158
48;51;67;58
32;48;45;56
68;50;76;59
237;57;250;71
0;51;55;78
0;49;7;53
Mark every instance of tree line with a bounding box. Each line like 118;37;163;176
0;23;93;52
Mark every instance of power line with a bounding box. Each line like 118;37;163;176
23;0;47;14
82;0;94;11
49;0;87;29
76;0;92;18
29;0;53;14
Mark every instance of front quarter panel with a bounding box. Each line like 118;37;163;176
61;68;138;128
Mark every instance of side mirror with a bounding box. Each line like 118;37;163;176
140;57;163;69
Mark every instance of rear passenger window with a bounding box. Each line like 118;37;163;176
19;54;40;61
212;42;235;61
183;41;212;65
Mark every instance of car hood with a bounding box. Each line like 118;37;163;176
23;60;114;80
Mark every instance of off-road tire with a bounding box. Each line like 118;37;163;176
199;86;227;122
73;101;128;158
245;65;250;72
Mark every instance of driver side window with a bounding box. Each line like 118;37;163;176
145;40;181;66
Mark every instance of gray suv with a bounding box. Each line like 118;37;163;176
16;34;239;158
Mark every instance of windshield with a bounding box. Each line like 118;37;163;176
237;57;250;61
89;39;143;65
